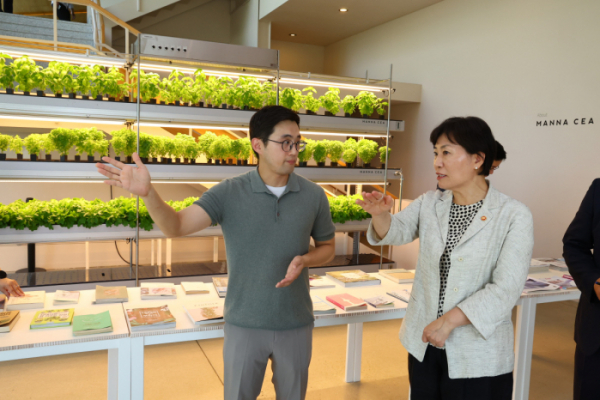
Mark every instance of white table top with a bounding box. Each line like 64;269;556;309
0;290;130;352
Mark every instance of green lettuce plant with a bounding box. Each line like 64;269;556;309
356;91;379;116
44;61;72;95
298;138;314;164
100;67;124;98
319;87;341;115
342;95;356;115
0;53;15;91
76;65;101;97
41;134;56;156
110;128;137;158
13;56;41;93
131;69;161;102
149;135;167;160
379;146;391;164
198;131;217;159
202;76;221;106
236;76;262;109
342;148;357;164
78;128;106;157
0;133;11;154
10;135;24;155
24;134;44;156
313;141;328;164
328;194;371;224
191;69;207;104
302;87;321;113
281;87;303;112
174;133;196;160
344;137;358;152
376;98;388;117
357;139;379;165
262;81;277;107
209;135;232;161
137;132;153;159
163;136;177;161
49;128;76;156
238;137;252;161
230;138;244;160
327;140;344;163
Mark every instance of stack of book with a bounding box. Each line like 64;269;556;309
53;290;80;305
181;282;210;295
379;269;415;284
326;270;381;287
212;277;228;298
94;286;129;304
0;310;20;333
325;293;367;311
6;291;46;311
183;302;224;325
309;274;335;289
73;311;114;336
126;305;176;332
140;283;177;300
311;295;336;315
30;309;75;330
363;295;395;309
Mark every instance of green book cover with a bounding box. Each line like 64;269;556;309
73;311;113;333
30;309;75;329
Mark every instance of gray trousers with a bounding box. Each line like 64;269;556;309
223;322;314;400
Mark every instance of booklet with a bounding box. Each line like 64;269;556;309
73;311;114;336
183;302;224;325
326;270;381;287
30;309;75;329
522;277;561;294
54;290;80;305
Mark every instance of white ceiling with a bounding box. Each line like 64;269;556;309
265;0;444;46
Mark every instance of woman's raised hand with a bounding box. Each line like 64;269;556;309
96;152;151;197
355;191;394;217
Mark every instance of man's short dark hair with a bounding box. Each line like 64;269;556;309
495;140;507;161
249;106;300;159
429;116;496;176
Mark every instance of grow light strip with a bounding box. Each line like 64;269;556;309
0;179;389;185
0;114;126;125
279;78;386;92
139;64;273;80
0;48;126;68
300;131;386;138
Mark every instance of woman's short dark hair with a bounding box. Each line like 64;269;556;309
429;116;496;176
249;105;300;159
495;140;507;161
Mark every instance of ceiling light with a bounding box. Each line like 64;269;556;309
339;8;348;12
289;33;297;37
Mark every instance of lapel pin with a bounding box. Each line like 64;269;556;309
481;216;487;221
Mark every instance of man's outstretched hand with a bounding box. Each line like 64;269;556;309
276;256;305;288
96;152;151;197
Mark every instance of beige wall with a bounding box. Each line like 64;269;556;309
231;0;259;47
271;40;325;73
324;0;600;258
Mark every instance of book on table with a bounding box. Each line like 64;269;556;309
53;290;80;305
387;288;412;303
0;310;20;333
309;274;335;289
73;310;114;336
183;302;224;325
311;295;336;315
6;291;46;311
529;259;551;273
126;305;176;332
325;293;367;311
522;277;561;294
94;286;129;304
140;287;177;300
378;269;415;284
212;277;228;298
326;270;381;287
30;309;75;329
542;276;578;290
181;282;211;295
363;295;395;308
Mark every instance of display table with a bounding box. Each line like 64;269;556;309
0;290;132;400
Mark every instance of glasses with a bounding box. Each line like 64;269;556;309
268;139;307;152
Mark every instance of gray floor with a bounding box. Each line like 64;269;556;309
0;301;578;399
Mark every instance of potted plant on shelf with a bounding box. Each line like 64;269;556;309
163;136;177;163
131;69;161;104
63;64;80;99
173;133;195;163
327;140;344;167
0;133;11;160
44;61;72;98
41;133;56;161
198;131;217;163
230;138;244;165
149;135;165;163
357;139;379;167
138;132;154;163
261;81;277;107
49;128;76;162
297;138;314;167
343;137;358;167
110;128;136;163
101;67;124;101
319;87;341;116
209;135;231;165
341;95;356;117
302;87;321;115
31;67;47;97
376;98;388;119
78;128;105;162
166;70;186;106
281;87;303;112
202;76;221;108
182;135;200;164
313;140;328;167
356;91;379;118
10;135;24;160
0;53;15;94
76;65;100;100
379;146;391;168
13;56;40;96
239;137;251;165
94;138;109;162
118;80;132;102
180;76;195;106
342;148;357;168
24;134;44;161
72;128;88;161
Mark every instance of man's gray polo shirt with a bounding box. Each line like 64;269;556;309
193;168;336;331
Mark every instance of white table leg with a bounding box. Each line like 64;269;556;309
108;339;132;400
513;297;537;400
131;337;145;400
345;322;363;382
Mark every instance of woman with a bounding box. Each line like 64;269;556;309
358;116;533;399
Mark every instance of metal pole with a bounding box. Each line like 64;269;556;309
276;50;280;106
125;28;130;57
135;47;141;287
379;64;393;270
53;1;58;51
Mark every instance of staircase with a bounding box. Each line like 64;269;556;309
0;12;95;48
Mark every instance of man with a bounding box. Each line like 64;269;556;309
96;105;336;400
488;140;506;175
563;179;600;400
